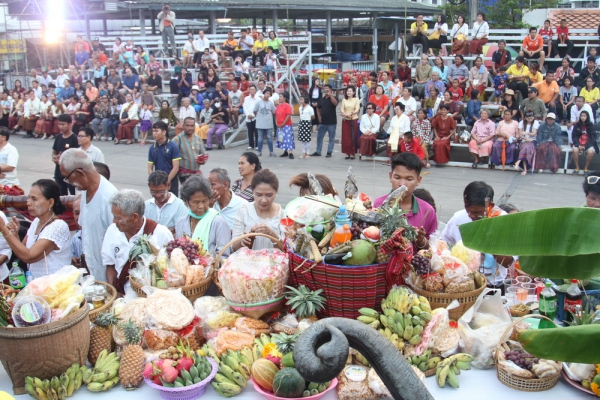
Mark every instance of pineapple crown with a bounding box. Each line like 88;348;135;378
271;332;299;354
120;319;143;345
284;285;326;319
94;312;120;328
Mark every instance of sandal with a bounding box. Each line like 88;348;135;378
426;163;431;168
572;169;580;175
125;140;132;145
114;140;120;145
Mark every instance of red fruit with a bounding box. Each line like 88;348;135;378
363;226;381;241
161;366;179;383
143;362;155;379
176;356;194;372
151;376;162;385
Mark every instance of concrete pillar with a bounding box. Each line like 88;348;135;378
325;11;332;54
253;18;257;29
209;10;216;35
307;18;311;33
139;9;146;37
262;18;267;33
372;12;378;64
103;18;108;36
150;16;156;35
84;14;91;41
349;18;353;36
273;10;278;33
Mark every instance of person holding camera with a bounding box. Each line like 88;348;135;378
157;4;176;57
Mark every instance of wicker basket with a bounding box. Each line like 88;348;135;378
410;283;487;321
494;315;560;392
0;302;90;395
129;272;213;303
88;281;117;323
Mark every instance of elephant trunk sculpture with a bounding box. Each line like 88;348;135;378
293;318;434;400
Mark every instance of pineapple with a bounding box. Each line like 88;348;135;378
284;285;326;320
118;320;145;390
89;312;120;365
271;332;299;354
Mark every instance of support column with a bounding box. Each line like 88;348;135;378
139;9;146;37
273;10;278;32
103;18;108;36
372;12;378;64
84;14;91;41
325;11;332;54
209;11;216;35
349;18;353;36
262;18;267;32
253;18;257;29
150;16;156;35
307;18;311;33
394;22;399;73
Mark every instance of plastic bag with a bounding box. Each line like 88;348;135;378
144;329;180;350
458;289;512;369
194;296;229;320
166;267;185;287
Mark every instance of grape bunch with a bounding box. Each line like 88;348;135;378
411;254;432;276
166;238;200;263
350;223;367;240
505;349;539;371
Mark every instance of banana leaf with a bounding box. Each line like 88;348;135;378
459;207;600;279
518;325;600;364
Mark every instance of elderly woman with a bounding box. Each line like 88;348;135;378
232;152;261;202
468;109;495;168
232;169;286;251
425;71;446;100
116;93;139;145
175;175;231;255
358;102;380;157
208;167;245;230
386;102;411;160
102;189;173;293
491;108;520;168
0;179;70;278
92;95;111;141
431;103;456;164
467;57;489;99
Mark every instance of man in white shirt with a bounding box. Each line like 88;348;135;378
242;84;260;150
38;69;53;88
193;30;210;67
398;87;418;122
31;81;42;99
144;171;187;234
233;29;254;61
54;68;69;88
22;90;41;138
228;80;244;129
59;148;117;281
208;168;245;229
0;128;19;187
77;127;105;163
567;96;595;144
102;189;173;294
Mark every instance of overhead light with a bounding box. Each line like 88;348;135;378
216;18;231;23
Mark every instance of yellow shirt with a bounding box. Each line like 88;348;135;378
253;39;269;52
410;22;428;36
506;64;529;80
527;71;543;84
580;87;600;103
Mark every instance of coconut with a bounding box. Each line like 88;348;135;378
343;240;377;265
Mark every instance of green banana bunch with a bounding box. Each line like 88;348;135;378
87;376;119;392
25;363;87;400
435;353;473;388
358;307;380;319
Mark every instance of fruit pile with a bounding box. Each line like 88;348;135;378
165;237;206;264
25;363;85;400
143;351;212;387
435;353;473;388
411;254;432;276
207;344;255;397
504;349;539;371
82;350;121;392
406;349;441;372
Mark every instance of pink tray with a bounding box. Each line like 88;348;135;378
144;357;218;400
251;377;338;400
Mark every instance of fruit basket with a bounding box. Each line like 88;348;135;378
251;377;338;400
0;301;90;394
144;357;218;400
88;281;117;323
226;296;287;320
410;283;486;321
494;315;560;392
129;273;213;303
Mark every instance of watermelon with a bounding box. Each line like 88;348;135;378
251;359;279;391
273;367;305;398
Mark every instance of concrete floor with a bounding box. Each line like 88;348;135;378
12;128;586;224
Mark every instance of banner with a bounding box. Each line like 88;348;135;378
0;39;27;54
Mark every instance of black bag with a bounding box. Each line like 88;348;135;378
121;111;128;119
110;113;119;121
376;129;389;140
74;114;88;124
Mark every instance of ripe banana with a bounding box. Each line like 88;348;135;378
211;381;243;397
82;369;94;384
451;364;461;375
447;369;460;388
428;357;441;369
214;373;237;385
379;314;389;328
35;388;48;400
437;364;450;388
357;316;376;324
368;320;380;329
453;353;474;363
57;385;67;400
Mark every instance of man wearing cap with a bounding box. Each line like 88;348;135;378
533;71;559;114
536;112;563;174
91;37;108;65
520;87;546;121
147;68;162;95
190;85;205;114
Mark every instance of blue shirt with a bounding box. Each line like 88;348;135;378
177;74;193;96
58;86;75;102
148;139;182;175
144;194;188;230
74;51;89;66
122;74;139;90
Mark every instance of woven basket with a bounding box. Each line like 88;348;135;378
227;296;286;320
129;272;213;303
0;302;90;395
88;281;117;323
494;315;560;392
410;283;487;321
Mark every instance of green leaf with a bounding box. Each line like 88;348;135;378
459;208;600;279
518;324;600;363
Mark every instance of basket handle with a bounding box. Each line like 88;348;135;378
212;232;284;292
494;314;557;366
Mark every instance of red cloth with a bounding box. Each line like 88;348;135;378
369;94;390;116
341;119;359;155
359;134;378;157
275;103;293;126
117;119;138;141
401;137;425;160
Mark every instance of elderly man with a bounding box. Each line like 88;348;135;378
59;148;117;281
144;171;187;234
102;189;173;294
425;71;446;99
208;167;245;229
520;87;547;121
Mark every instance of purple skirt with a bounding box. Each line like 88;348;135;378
518;141;536;168
140;119;152;132
491;140;517;165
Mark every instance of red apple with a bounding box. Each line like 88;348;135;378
363;226;380;241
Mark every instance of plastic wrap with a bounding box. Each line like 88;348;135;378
450;241;481;272
193;296;229;320
218;247;289;304
145;289;195;331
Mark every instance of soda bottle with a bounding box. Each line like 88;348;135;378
564;279;583;324
26;271;33;285
330;224;352;247
8;262;26;289
539;282;557;328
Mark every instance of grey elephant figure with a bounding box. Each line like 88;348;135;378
293;317;434;400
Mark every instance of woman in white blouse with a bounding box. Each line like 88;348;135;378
112;37;125;62
428;14;449;57
116;93;139;145
386;102;411;161
358;102;381;157
469;12;490;56
450;15;469;56
0;179;71;279
232;169;286;251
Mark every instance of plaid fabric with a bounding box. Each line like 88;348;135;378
288;246;388;319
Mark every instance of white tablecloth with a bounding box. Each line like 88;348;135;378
0;365;589;399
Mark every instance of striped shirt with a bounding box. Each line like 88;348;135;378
173;132;204;175
232;179;254;202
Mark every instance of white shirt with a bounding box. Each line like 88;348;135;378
55;74;70;88
194;37;210;52
101;217;173;277
213;189;245;229
26;218;71;279
450;23;469;39
144;194;187;230
360;113;381;134
388;113;411;135
471;21;489;39
183;41;195;55
0;142;19;186
83;144;105;163
433;22;448;35
242;94;260;121
32;87;42;99
179;105;196;122
299;104;314;121
38;75;53;87
229;90;243;108
441;208;507;246
232;201;286;250
79;176;118;281
238;35;254;51
0;212;11;281
24;98;41;117
399;96;417;115
570;103;595;125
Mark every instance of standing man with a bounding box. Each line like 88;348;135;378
53;114;79;195
406;14;428;56
144;171;187;234
77;127;105;163
157;3;176;57
59;148;117;280
312;84;338;158
193;30;210;67
243;84;259;150
0;127;19;187
148;121;181;195
173;117;205;185
533;71;559;115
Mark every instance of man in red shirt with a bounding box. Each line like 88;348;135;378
552;19;574;58
400;131;426;164
520;27;546;70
